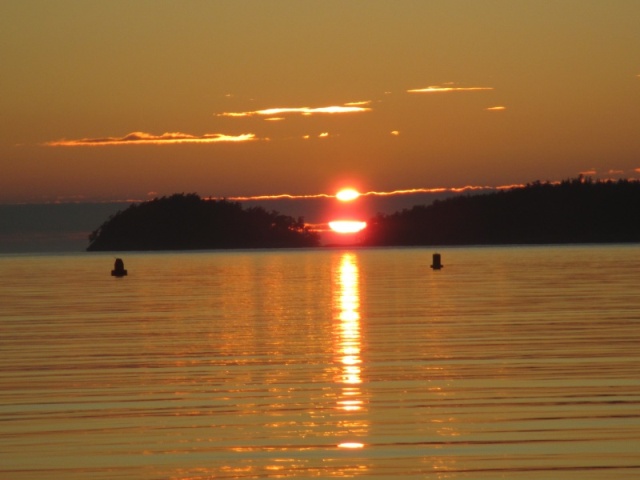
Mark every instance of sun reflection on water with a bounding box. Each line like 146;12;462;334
337;254;362;396
333;253;368;450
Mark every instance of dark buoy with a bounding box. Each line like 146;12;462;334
111;258;128;277
430;253;443;270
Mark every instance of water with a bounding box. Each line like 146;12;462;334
1;245;639;479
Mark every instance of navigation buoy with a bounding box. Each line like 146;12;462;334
111;258;128;277
430;253;443;270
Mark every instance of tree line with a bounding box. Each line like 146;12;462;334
88;178;640;251
360;177;640;246
87;193;319;251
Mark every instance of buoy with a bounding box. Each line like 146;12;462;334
430;253;443;270
111;258;128;277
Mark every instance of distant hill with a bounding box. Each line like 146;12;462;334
87;193;319;251
0;202;128;253
361;178;640;246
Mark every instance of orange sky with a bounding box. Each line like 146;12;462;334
2;0;639;204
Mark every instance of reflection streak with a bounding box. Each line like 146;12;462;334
337;254;362;392
333;253;368;452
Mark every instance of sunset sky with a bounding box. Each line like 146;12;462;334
2;0;640;204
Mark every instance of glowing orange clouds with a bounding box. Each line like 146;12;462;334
407;85;494;93
224;184;524;203
329;221;367;234
218;104;371;118
46;131;257;147
336;188;360;202
226;192;332;201
45;84;499;149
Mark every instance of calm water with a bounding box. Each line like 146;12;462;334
1;246;639;479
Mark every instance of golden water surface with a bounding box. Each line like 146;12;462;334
1;246;639;479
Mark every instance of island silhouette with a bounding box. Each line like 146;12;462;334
87;178;640;251
87;193;319;251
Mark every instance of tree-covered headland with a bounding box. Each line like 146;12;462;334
87;178;640;251
87;193;320;251
360;178;640;246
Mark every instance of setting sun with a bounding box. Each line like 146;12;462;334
329;220;367;234
336;188;360;202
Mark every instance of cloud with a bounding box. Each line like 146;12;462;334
226;192;333;201
218;104;372;118
407;85;494;93
46;83;501;149
344;100;372;106
222;184;527;203
46;131;258;146
300;132;335;140
360;186;498;197
486;106;506;111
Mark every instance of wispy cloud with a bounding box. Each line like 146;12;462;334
46;83;500;148
486;106;506;111
360;185;506;197
407;85;494;93
46;131;258;147
218;104;372;118
225;192;333;201
578;168;640;181
222;184;524;203
344;100;372;106
301;132;336;140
